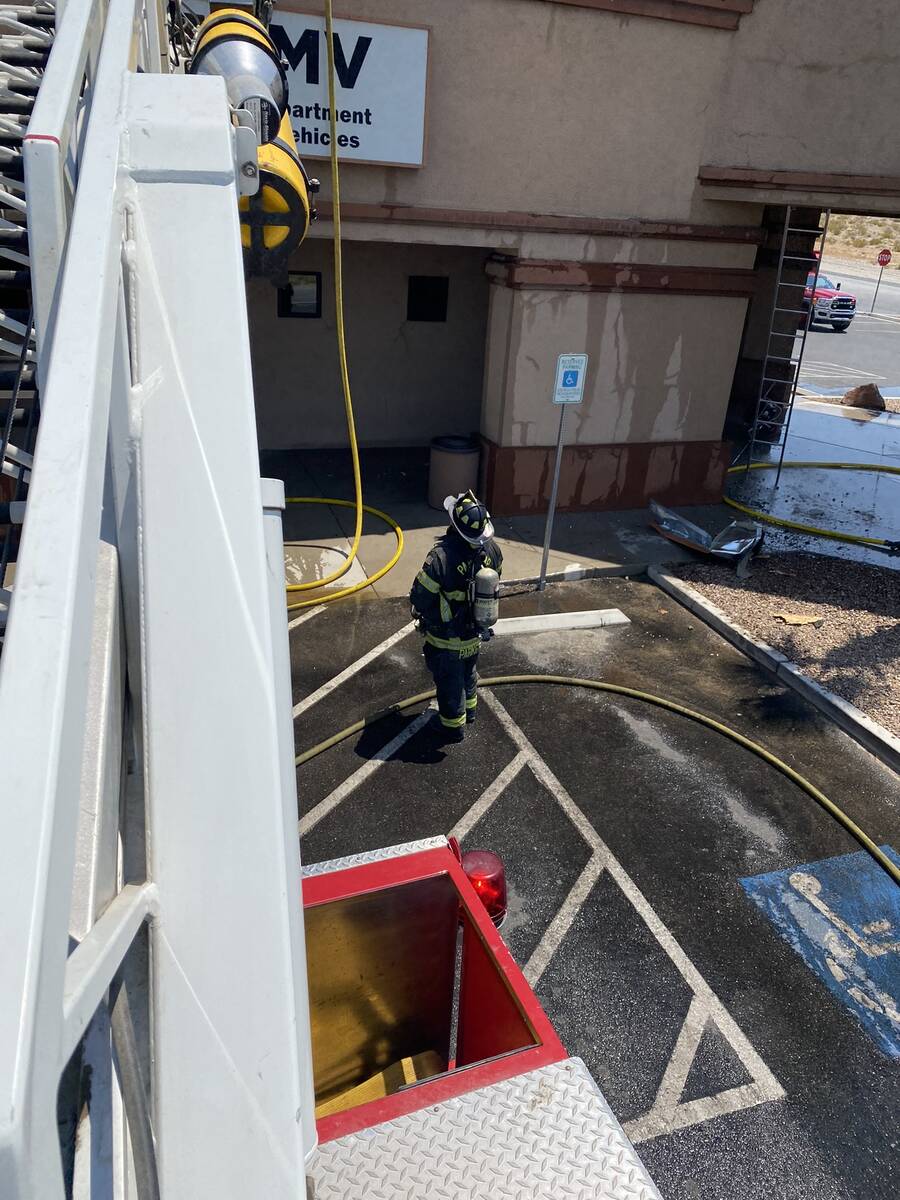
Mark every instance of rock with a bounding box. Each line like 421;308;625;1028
842;383;885;411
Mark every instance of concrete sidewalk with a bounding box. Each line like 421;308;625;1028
262;447;728;599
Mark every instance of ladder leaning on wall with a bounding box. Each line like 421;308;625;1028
741;204;831;483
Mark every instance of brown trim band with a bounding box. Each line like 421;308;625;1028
317;201;763;245
699;166;900;198
486;258;755;297
520;1;752;32
480;436;730;515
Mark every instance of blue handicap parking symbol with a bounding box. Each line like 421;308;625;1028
562;370;579;388
742;847;900;1058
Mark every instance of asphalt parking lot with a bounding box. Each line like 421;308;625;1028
292;576;900;1200
800;259;900;395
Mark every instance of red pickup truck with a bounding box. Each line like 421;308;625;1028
805;271;856;332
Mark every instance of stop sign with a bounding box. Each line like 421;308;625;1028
877;248;892;267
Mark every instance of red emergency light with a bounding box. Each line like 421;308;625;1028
461;849;508;926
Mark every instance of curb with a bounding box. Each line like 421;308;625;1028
648;565;900;777
501;562;652;592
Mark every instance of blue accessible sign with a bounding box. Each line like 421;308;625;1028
742;847;900;1058
553;354;588;405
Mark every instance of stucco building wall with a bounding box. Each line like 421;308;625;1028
250;0;900;513
249;241;490;449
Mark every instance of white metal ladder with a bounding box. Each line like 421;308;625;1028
0;1;317;1195
743;204;830;484
0;1;53;617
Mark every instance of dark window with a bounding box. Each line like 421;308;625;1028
278;271;322;318
407;275;449;322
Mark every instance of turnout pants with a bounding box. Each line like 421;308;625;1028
424;643;479;729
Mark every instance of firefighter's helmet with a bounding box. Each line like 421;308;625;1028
444;491;495;546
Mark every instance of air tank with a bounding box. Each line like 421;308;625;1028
473;566;500;630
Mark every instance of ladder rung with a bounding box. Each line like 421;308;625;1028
774;306;807;316
787;227;826;236
762;376;797;386
0;498;25;524
769;331;801;339
782;255;817;263
776;282;807;289
3;441;32;467
765;354;801;365
61;884;155;1070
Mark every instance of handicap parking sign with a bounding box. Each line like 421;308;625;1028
553;354;588;404
742;846;900;1058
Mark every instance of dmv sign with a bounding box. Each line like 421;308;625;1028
270;9;429;166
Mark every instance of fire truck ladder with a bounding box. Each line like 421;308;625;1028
0;1;320;1194
742;205;830;485
0;0;54;634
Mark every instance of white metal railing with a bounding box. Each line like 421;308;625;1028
0;0;316;1194
0;1;155;1193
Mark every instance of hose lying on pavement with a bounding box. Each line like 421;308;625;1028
725;461;900;553
295;675;900;888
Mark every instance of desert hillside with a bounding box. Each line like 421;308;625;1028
827;214;900;270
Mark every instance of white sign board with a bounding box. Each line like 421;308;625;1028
269;10;429;166
553;354;588;405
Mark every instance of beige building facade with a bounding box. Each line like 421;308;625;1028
249;0;900;513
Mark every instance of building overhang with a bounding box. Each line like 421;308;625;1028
699;167;900;218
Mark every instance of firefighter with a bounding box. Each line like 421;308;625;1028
410;491;503;742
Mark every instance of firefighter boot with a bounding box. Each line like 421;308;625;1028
428;713;465;744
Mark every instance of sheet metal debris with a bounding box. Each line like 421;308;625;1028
648;500;763;563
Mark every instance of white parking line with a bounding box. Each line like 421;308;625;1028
802;362;887;382
298;706;434;835
480;688;785;1144
287;605;326;631
525;853;606;986
450;752;528;842
293;622;415;719
293;631;786;1145
623;997;781;1142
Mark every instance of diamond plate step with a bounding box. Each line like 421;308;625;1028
314;1057;661;1200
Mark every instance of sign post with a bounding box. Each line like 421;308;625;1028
538;354;588;591
871;248;892;314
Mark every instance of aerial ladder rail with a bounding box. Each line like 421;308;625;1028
0;0;54;615
0;0;316;1195
1;0;164;629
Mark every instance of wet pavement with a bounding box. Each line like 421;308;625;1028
262;446;722;599
292;577;900;1200
731;402;900;570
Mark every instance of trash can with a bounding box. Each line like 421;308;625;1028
427;435;480;510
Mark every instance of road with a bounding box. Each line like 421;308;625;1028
293;580;900;1200
799;259;900;394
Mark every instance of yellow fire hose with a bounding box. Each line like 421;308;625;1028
725;461;900;552
294;675;900;888
285;0;402;612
